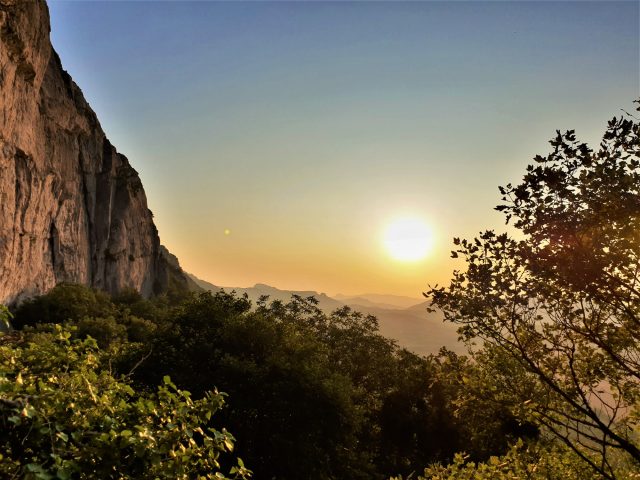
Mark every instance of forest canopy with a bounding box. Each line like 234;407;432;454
2;283;535;479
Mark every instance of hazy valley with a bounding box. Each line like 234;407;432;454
189;274;462;356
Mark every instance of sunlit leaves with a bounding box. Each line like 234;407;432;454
392;440;617;480
0;326;250;479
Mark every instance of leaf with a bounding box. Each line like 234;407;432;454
162;375;176;389
223;438;234;451
21;404;36;418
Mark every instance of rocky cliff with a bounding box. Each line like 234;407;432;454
0;0;194;304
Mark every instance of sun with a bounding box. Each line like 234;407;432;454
383;216;434;262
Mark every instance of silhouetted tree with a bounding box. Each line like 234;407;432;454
429;101;640;479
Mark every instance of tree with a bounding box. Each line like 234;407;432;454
0;305;12;331
128;292;368;480
428;102;640;479
5;285;536;478
0;325;250;479
126;291;516;479
12;283;117;328
391;440;604;480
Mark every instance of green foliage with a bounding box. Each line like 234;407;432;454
7;284;535;479
0;325;250;479
123;315;158;343
124;291;522;479
428;102;640;479
12;284;172;350
111;288;172;324
13;283;116;328
426;347;540;462
130;292;371;479
391;440;621;480
0;305;12;331
76;316;128;348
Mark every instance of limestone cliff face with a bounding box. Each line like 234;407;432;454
0;0;192;304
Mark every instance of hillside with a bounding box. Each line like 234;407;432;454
347;302;463;355
334;292;423;309
188;273;462;355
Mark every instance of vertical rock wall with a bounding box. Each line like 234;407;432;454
0;0;190;304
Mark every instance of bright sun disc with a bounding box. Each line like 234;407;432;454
383;217;434;262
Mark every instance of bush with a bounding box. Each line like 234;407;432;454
0;326;250;479
13;284;116;328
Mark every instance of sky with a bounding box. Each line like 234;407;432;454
48;0;639;298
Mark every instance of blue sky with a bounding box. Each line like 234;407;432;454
48;1;639;297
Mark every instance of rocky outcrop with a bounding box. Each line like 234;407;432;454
0;0;192;304
158;246;202;294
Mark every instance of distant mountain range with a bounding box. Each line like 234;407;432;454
187;273;464;356
334;293;423;310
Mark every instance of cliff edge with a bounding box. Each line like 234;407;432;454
0;0;195;304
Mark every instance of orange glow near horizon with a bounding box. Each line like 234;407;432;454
167;210;455;299
47;1;638;300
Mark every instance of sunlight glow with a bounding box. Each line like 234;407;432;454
383;216;434;262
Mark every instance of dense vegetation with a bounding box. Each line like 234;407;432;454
3;285;533;479
2;103;640;479
0;318;249;479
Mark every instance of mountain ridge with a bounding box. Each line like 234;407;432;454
334;292;424;309
187;273;462;355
